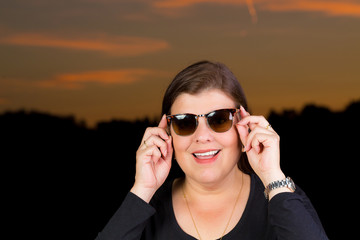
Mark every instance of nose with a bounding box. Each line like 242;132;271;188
193;117;214;143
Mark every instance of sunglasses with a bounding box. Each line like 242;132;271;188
166;108;240;136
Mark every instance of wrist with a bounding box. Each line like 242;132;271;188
130;184;157;203
261;170;286;187
264;176;296;200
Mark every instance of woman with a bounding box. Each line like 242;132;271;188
96;61;328;239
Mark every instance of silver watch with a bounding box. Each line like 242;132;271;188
264;177;296;199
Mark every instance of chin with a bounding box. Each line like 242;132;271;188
177;151;239;185
185;164;232;186
196;170;224;185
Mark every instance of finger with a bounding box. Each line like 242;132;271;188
238;115;270;131
144;135;168;158
154;137;173;173
239;106;259;131
244;126;277;151
143;145;162;164
162;136;173;167
165;136;173;161
141;126;169;144
138;144;161;164
158;114;168;129
236;123;248;151
248;132;271;154
236;106;250;147
239;105;250;119
247;130;279;153
239;106;250;126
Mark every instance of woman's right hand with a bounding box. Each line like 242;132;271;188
130;114;173;203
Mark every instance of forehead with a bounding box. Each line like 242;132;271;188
171;89;236;115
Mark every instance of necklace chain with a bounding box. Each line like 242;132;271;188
182;173;244;240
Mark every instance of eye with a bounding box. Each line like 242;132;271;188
207;110;233;132
172;114;197;136
209;110;229;124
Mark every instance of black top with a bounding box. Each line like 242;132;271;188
96;174;328;240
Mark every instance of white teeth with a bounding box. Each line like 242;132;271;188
194;150;219;157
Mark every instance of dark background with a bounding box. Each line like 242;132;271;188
2;99;359;239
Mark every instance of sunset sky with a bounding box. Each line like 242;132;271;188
1;0;359;127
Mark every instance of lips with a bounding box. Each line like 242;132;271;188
192;149;220;164
193;150;219;158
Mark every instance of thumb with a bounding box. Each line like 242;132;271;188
236;123;248;149
165;136;173;162
158;114;168;129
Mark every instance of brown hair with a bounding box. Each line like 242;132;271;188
162;60;253;174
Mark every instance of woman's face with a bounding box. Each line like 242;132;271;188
170;89;242;185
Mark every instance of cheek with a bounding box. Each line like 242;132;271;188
219;127;241;148
218;128;242;161
172;135;192;158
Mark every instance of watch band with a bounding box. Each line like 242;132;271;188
264;177;296;199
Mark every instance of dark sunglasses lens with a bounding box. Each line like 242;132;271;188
172;114;197;136
207;109;233;132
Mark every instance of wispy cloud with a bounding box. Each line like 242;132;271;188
153;0;258;22
154;0;235;8
0;33;170;56
37;69;169;89
246;0;257;23
260;0;360;18
153;0;360;18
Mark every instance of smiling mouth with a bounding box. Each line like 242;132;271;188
192;150;220;159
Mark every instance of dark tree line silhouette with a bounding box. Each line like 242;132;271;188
1;100;359;239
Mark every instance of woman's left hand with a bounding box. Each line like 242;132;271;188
236;106;285;187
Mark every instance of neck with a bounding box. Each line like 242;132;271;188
183;167;243;201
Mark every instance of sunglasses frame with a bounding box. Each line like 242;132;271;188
166;108;240;136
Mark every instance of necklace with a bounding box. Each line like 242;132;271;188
182;173;244;240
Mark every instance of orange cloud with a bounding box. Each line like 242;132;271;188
0;33;169;56
260;0;360;18
153;0;258;22
38;69;169;89
246;0;258;23
153;0;242;8
153;0;360;18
